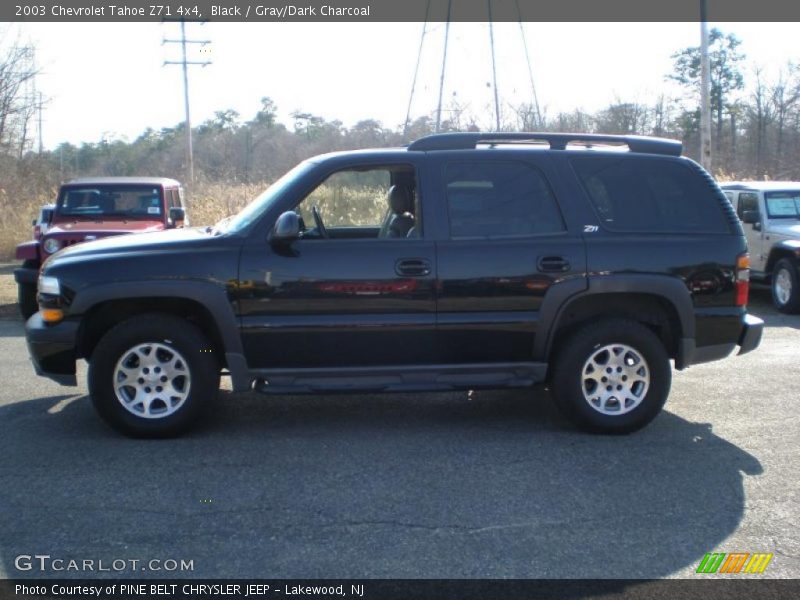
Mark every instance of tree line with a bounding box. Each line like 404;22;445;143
3;28;800;200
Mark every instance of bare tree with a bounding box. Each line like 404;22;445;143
0;32;38;156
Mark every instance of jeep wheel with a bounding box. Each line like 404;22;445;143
88;314;220;437
18;260;39;320
550;318;671;434
772;258;800;314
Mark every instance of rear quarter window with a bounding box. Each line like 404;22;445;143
571;156;730;234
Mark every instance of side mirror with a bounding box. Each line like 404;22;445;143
168;206;185;228
741;210;759;224
270;211;301;244
43;208;54;225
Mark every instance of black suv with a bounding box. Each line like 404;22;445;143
25;132;763;437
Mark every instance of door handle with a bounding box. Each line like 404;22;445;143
538;256;570;273
396;258;431;277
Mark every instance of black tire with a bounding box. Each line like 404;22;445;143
88;313;220;438
771;258;800;314
17;260;39;320
550;318;671;434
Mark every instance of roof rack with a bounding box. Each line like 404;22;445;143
407;132;682;156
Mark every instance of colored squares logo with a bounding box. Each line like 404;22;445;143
696;552;773;574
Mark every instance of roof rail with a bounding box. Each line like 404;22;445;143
407;132;682;156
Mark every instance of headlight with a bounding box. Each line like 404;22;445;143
43;238;61;254
38;275;61;296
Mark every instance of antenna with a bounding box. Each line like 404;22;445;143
162;18;211;187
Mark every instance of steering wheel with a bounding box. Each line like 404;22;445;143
312;205;329;238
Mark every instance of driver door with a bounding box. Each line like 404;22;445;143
238;159;437;369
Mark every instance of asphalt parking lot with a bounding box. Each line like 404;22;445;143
0;288;797;580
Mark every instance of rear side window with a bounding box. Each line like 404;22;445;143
572;156;730;233
444;161;565;239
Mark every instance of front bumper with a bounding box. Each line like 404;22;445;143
737;313;764;355
14;266;38;285
25;312;79;386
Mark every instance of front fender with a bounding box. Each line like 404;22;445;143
70;280;250;391
15;240;40;262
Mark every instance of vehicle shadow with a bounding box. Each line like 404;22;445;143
0;387;762;582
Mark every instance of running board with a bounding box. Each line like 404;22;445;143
251;362;548;394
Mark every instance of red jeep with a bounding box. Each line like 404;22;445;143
14;177;186;319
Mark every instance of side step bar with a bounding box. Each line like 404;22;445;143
251;362;548;395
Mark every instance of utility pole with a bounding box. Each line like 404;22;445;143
699;0;712;171
163;19;211;186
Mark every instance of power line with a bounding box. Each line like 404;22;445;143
515;0;542;129
162;18;211;186
488;0;500;131
435;0;452;133
403;0;431;138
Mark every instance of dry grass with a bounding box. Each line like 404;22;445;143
187;181;267;227
0;188;51;260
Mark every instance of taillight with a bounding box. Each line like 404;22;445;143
735;253;750;306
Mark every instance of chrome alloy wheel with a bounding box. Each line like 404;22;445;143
581;344;650;416
774;267;793;306
113;342;191;419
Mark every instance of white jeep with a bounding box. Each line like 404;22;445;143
721;182;800;313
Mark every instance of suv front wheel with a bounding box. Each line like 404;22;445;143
550;318;671;434
88;314;220;437
772;258;800;314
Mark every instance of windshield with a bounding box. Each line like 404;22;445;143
57;185;163;219
217;161;315;234
765;191;800;219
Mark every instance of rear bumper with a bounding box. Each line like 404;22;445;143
737;313;764;356
25;313;78;386
677;312;764;368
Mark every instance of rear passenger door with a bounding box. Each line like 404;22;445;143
431;154;587;363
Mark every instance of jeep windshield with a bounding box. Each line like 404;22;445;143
214;160;316;235
57;186;164;219
765;191;800;219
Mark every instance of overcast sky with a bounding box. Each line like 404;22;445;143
7;21;800;148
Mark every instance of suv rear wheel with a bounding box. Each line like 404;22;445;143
772;258;800;314
550;318;671;434
88;314;220;437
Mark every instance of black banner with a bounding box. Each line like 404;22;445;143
5;0;800;23
2;580;800;600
